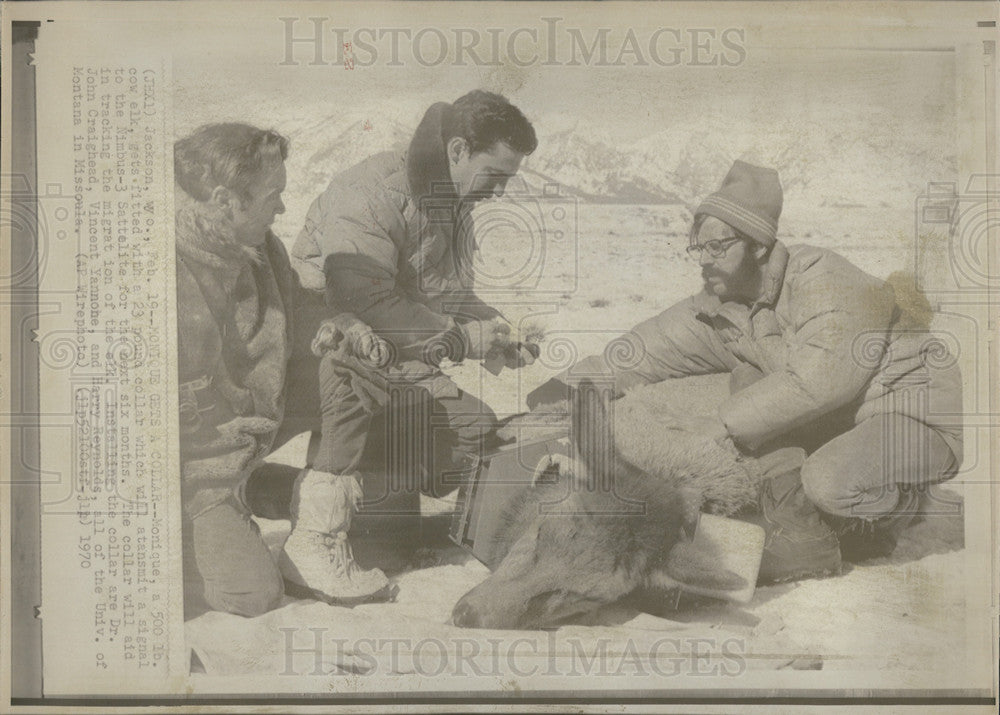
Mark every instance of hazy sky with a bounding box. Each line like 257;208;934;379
168;5;959;146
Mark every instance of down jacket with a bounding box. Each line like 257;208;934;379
291;103;500;361
543;244;963;458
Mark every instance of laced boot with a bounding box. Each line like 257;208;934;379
743;469;843;584
279;469;390;604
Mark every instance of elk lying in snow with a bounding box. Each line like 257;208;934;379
451;379;755;630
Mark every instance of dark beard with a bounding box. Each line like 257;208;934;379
702;248;762;302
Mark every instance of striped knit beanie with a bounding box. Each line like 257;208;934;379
694;160;783;247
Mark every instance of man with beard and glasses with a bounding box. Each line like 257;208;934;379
527;160;963;583
174;124;387;616
243;91;540;586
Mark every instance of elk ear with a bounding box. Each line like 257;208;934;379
569;380;615;486
663;540;747;592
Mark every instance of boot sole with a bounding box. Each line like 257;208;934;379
760;565;842;585
283;577;396;606
840;548;896;564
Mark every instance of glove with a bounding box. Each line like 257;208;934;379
349;324;390;366
482;342;540;376
311;314;390;366
504;342;540;370
460;318;510;361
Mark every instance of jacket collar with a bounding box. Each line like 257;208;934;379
757;240;789;310
405;102;459;203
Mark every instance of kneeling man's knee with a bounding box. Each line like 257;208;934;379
204;567;284;618
800;459;849;516
447;396;497;443
478;403;498;433
187;498;286;618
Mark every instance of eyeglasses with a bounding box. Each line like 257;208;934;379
686;236;742;259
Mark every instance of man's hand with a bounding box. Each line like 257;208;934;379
481;341;539;376
312;314;390;366
460;318;510;360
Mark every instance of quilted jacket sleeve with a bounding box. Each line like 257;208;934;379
719;249;896;450
295;177;455;354
529;298;737;407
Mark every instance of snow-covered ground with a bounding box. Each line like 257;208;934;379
185;199;971;682
176;48;979;686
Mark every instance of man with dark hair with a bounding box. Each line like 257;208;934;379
264;90;539;519
528;160;963;582
293;89;538;360
175;123;387;617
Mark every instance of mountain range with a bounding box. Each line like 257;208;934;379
279;111;956;215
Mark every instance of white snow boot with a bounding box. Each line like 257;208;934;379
279;469;390;604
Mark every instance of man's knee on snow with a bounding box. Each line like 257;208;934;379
449;399;498;437
440;399;498;461
801;458;901;519
801;458;858;518
477;404;499;440
203;565;284;618
428;401;496;497
185;497;287;618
